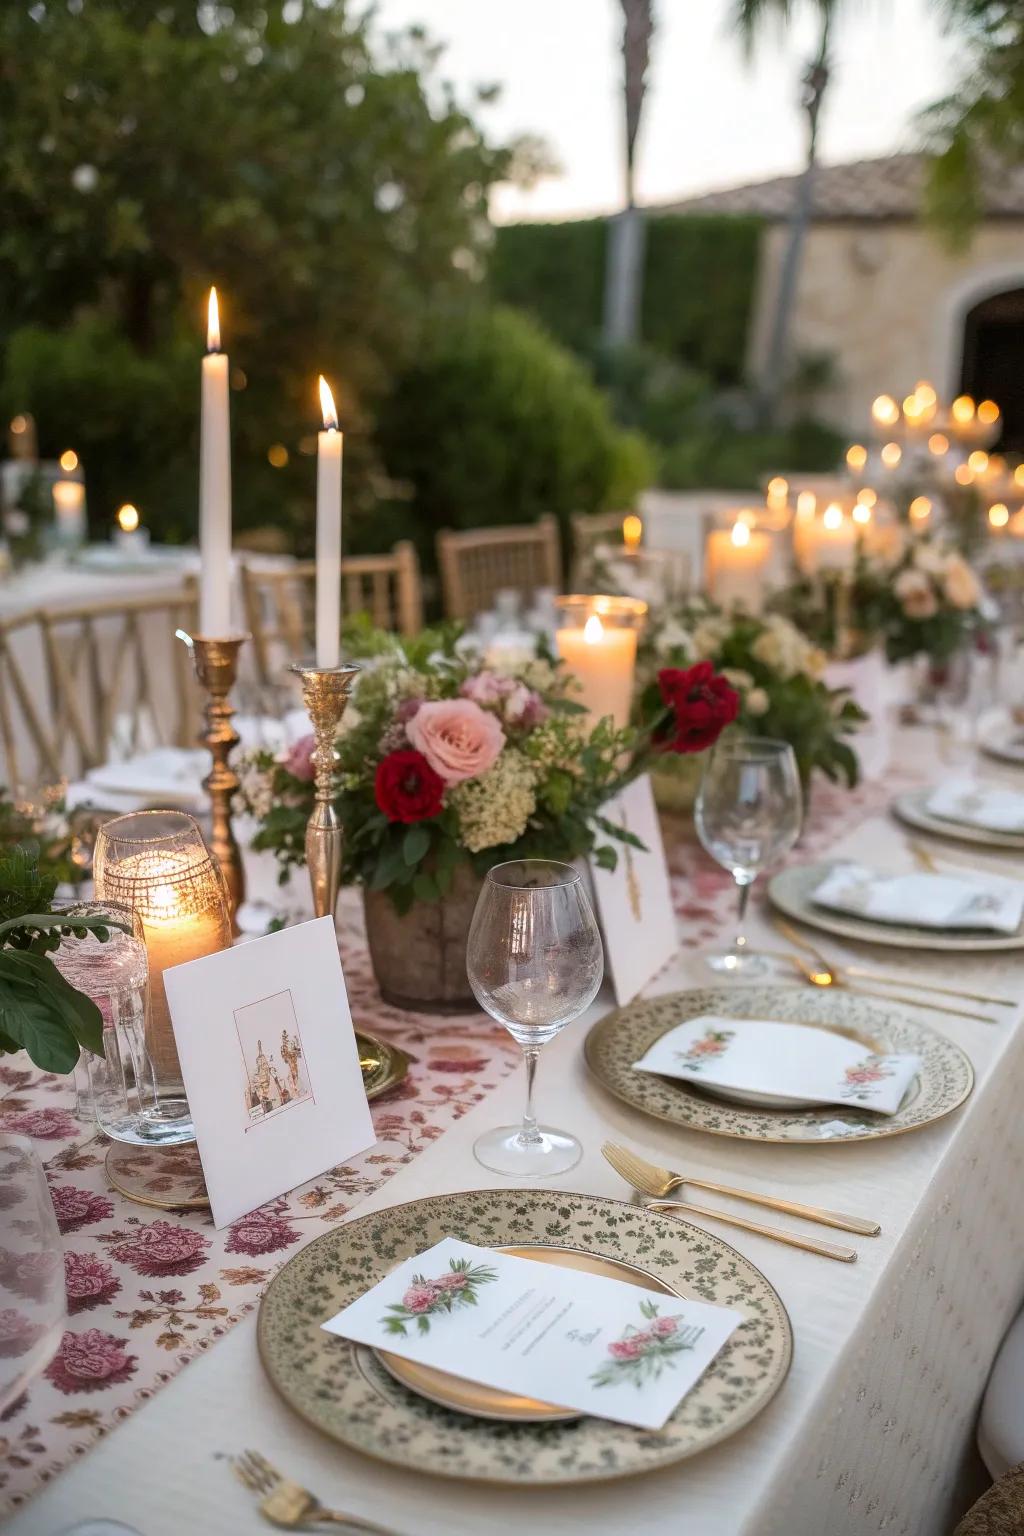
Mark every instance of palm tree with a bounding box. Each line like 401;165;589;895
603;0;655;345
735;0;836;425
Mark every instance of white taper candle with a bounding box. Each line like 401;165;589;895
315;374;343;669
199;287;232;635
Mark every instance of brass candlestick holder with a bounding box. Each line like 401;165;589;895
191;634;249;932
291;662;361;922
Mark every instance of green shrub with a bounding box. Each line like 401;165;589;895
377;306;653;551
588;343;712;448
659;418;844;490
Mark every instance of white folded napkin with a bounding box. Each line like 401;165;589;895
85;747;209;806
926;779;1024;834
633;1014;920;1116
812;861;1024;934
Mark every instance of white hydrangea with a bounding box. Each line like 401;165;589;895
450;749;538;853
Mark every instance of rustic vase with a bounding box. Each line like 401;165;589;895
362;860;484;1013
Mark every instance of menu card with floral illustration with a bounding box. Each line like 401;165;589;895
633;1015;921;1115
322;1237;740;1430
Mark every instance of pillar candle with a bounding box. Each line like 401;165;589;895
704;522;772;612
555;613;637;732
52;479;86;543
315;375;343;669
199;287;232;635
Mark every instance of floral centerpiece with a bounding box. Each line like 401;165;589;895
639;601;865;796
238;625;739;1010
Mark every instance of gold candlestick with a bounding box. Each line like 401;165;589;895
191;634;249;932
292;663;361;922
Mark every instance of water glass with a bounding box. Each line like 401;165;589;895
0;1136;66;1414
466;860;604;1177
695;736;803;976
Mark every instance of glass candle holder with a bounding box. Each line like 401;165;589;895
553;595;647;735
93;812;232;1138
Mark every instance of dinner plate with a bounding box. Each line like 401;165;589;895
377;1245;681;1423
977;706;1024;767
584;984;973;1144
892;787;1024;853
769;860;1024;952
257;1188;792;1485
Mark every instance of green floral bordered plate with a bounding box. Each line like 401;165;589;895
257;1188;793;1485
584;984;973;1144
769;860;1024;952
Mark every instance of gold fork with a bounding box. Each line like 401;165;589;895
233;1448;399;1533
603;1142;879;1236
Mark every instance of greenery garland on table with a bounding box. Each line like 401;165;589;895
238;624;740;913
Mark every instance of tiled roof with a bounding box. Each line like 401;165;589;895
655;153;1024;221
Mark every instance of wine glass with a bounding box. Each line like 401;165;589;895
695;736;803;976
466;860;604;1177
0;1136;67;1415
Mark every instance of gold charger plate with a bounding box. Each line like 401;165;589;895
584;983;973;1144
892;787;1024;853
769;860;1024;953
257;1188;793;1486
377;1245;680;1423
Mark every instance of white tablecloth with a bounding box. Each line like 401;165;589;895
9;762;1024;1536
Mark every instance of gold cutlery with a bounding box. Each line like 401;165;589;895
773;917;1002;1022
233;1448;399;1533
645;1197;857;1262
603;1142;879;1236
907;835;1022;883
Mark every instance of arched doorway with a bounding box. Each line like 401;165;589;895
960;287;1024;453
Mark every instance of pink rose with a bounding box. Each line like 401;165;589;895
650;1315;678;1338
224;1210;301;1257
44;1328;137;1394
460;672;505;706
64;1252;122;1314
502;683;548;728
403;1282;440;1313
609;1337;645;1359
405;699;505;785
434;1273;468;1291
49;1185;115;1235
282;733;317;782
0;1308;45;1360
108;1220;210;1277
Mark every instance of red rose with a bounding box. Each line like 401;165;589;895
374;749;445;824
657;662;739;754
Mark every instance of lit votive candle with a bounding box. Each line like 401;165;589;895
554;595;646;734
52;479;86;545
704;521;772;613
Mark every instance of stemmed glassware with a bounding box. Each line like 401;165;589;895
696;736;803;976
466;860;604;1177
0;1136;67;1415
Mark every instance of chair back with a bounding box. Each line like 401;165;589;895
0;585;199;792
241;542;423;685
436;516;562;621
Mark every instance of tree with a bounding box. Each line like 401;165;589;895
923;1;1024;247
603;0;655;347
0;1;515;543
734;0;836;426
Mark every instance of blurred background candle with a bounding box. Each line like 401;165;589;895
114;501;150;554
315;374;343;668
51;477;86;546
554;595;646;732
199;287;232;635
622;512;642;551
704;519;771;613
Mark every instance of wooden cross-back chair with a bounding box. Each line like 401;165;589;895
570;510;633;585
240;542;424;685
436;515;562;621
0;586;199;793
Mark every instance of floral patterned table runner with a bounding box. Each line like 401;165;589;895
0;767;905;1515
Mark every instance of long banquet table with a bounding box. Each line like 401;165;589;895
5;727;1024;1536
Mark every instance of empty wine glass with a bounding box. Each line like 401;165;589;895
0;1136;67;1415
696;736;803;976
466;860;604;1177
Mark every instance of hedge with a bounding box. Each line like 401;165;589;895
490;214;762;385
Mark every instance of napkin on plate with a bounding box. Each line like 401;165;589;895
632;1014;920;1116
926;779;1024;834
85;747;210;806
812;861;1024;934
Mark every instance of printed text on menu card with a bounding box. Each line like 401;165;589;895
322;1237;741;1429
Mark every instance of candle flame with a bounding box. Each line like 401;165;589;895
117;502;139;532
952;395;975;424
730;520;751;547
989;503;1009;528
846;444;867;471
60;449;78;473
206;287;221;352
909;496;932;523
583;614;604;644
852;503;871;525
823;504;843;531
622;513;642;551
978;399;1000;425
318;375;338;431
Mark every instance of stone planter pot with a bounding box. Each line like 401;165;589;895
362;861;484;1013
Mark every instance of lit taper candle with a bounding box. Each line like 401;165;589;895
199;287;232;635
315;375;343;668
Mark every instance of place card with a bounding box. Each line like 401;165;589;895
926;778;1024;834
322;1236;740;1430
812;861;1024;934
588;774;678;1004
633;1014;921;1115
163;916;375;1227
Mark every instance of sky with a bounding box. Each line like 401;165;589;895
371;0;958;222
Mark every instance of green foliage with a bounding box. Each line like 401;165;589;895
377;306;653;547
489;215;762;384
0;845;123;1073
660;417;844;490
588;343;712;449
0;1;511;542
